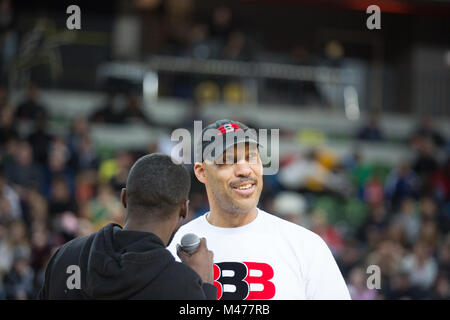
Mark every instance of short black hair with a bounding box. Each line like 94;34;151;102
126;153;191;221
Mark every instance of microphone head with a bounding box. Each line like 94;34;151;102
180;233;200;254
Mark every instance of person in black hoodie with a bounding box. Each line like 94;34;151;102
38;153;216;300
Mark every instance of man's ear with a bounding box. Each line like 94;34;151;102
193;162;207;184
180;199;189;220
120;188;127;208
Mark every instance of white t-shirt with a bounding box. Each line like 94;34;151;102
168;208;351;300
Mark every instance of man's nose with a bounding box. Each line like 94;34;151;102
234;159;252;177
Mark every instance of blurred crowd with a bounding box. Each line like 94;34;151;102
0;82;449;300
140;3;326;106
264;116;450;300
0;0;449;300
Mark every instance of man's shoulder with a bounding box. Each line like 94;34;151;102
178;214;208;233
185;213;208;226
259;209;326;246
51;233;96;263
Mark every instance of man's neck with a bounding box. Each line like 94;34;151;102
207;206;258;228
123;219;171;246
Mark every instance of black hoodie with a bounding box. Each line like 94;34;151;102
38;223;217;300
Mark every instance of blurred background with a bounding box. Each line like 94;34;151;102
0;0;449;300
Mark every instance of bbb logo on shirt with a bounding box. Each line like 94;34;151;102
213;262;275;300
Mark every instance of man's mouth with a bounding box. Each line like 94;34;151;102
231;181;257;195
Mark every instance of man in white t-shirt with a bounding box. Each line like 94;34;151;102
168;119;350;300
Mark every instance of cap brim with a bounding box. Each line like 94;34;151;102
209;137;263;162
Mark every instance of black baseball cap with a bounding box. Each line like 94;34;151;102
195;119;263;163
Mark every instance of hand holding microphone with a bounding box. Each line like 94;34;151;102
177;234;214;285
179;233;201;254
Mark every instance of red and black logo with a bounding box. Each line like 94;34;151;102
213;262;275;300
217;123;242;136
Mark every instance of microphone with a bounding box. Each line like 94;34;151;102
180;233;201;254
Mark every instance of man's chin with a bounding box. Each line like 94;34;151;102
228;198;259;214
234;189;262;207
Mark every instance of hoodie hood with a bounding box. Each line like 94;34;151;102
81;223;174;299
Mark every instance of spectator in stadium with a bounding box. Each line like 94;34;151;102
336;239;363;280
24;188;48;227
14;83;47;122
385;161;420;210
346;149;372;199
0;223;13;286
3;248;34;300
383;270;421;299
42;137;75;199
0;168;22;221
392;197;420;246
412;136;439;182
430;157;450;205
3;140;41;191
67;117;98;172
0;104;18;150
418;195;439;224
116;93;153;126
0;84;8;107
87;183;124;230
272;191;310;228
362;176;384;207
29;221;51;294
184;23;219;60
412;115;446;149
30;222;51;274
401;241;438;291
386;219;410;250
89;93;121;124
1;220;34;299
27;113;53;166
347;265;377;300
356;114;384;142
209;5;233;45
0;0;17;77
310;209;344;256
356;203;389;248
107;150;134;193
417;220;441;252
7;220;31;257
437;235;450;275
221;31;253;61
48;177;76;218
278;148;347;195
366;239;404;290
73;134;98;173
430;272;450;299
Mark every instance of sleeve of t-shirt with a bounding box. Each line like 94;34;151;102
304;234;351;300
